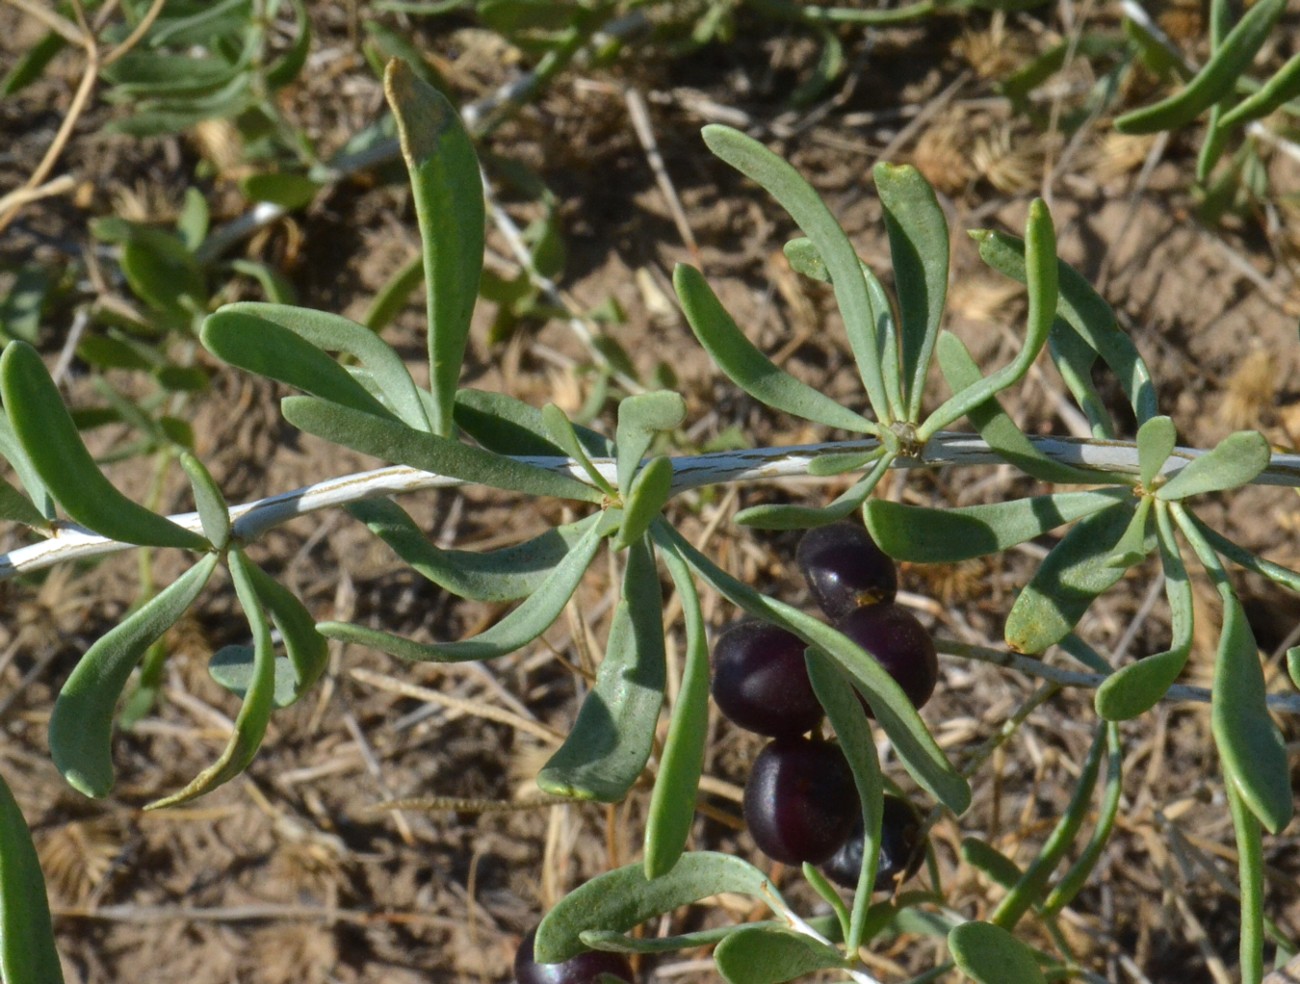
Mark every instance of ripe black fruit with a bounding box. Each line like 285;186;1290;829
711;621;822;737
796;522;898;619
821;794;925;892
515;927;635;984
743;737;858;865
835;603;937;715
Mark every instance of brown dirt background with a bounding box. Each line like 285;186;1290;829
4;2;1300;982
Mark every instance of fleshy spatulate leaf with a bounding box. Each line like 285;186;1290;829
386;58;484;436
537;536;665;802
1155;430;1270;500
949;922;1047;984
0;341;208;550
0;771;64;984
49;553;220;797
614;391;685;496
714;926;846;984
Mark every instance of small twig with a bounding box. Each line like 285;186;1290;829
624;86;699;263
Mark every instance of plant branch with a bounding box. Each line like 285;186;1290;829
5;432;1300;581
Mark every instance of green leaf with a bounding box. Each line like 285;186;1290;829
0;770;64;984
1043;723;1124;915
919;199;1057;440
282;396;603;503
534;852;782;963
949;922;1047;984
614;391;686;495
1105;494;1153;568
537;536;664;801
0;476;48;530
580;921;840;956
542;403;616;496
385;59;484;436
349;498;598;601
180;452;229;548
653;521;969;815
863;488;1129;563
120;227;206;317
455;387;614;458
364;252;423;334
1137;416;1177;489
0;415;52;519
208;645;298;708
317;513;609;661
147;548;277;809
714;926;846;984
1004;501;1139;654
1;29;64;95
783;238;829;282
1095;504;1193;720
701;125;891;420
49;554;219;797
1155;430;1270;500
875;163;948;421
0;263;51;344
644;542;711;878
961;837;1024;890
242;560;328;704
1218;52;1300;130
0;342;208;549
1289;646;1300;692
1115;0;1287;134
1046;319;1115;438
673;264;875;434
264;0;311;89
736;456;891;530
239;172;320;210
615;455;673;550
934;331;1100;484
806;650;882;951
973;231;1157;424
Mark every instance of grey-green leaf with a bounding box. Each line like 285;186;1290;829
543;403;616;496
863;488;1129;563
1155;430;1270;500
714;926;846;984
534;852;781;963
242;560;328;703
614;391;685;495
949;921;1047;984
0;770;64;984
1137;416;1177;489
644;541;711;878
316;513;609;662
0;476;48;530
205;302;431;431
615;455;673;550
50;553;219;797
0;341;208;550
208;645;299;709
180;452;229;548
537;537;664;802
674;264;875;433
875;163;948;421
348;498;598;602
1004;501;1139;654
282;395;603;503
386;59;484;436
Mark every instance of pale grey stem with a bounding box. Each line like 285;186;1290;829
5;432;1300;580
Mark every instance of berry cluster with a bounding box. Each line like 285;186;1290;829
712;522;934;890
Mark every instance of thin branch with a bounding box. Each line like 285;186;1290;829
4;432;1300;581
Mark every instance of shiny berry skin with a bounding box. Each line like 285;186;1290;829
515;927;635;984
835;604;937;716
711;621;822;738
821;794;925;892
743;737;858;865
796;522;898;619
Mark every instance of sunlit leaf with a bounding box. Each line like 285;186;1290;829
0;770;64;984
534;852;782;963
875;163;948;421
542;403;616;496
239;172;320;210
456;387;614;458
208;645;298;708
864;488;1129;563
386;59;484;436
1218;52;1300;130
949;922;1047;984
961;837;1023;890
0;476;47;531
1137;416;1177;489
0;342;208;549
147;548;276;808
242;560;328;703
644;542;711;878
1004;501;1138;654
736;457;890;530
537;537;664;801
580;921;840;955
714;926;845;984
180;451;229;548
1155;430;1270;500
701;125;891;419
614;391;685;495
674;264;875;433
49;554;219;797
1105;495;1153;568
282;395;603;502
317;513;610;661
615;456;673;550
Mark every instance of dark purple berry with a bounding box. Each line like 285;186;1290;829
711;621;822;738
821;794;926;892
836;604;938;716
743;737;858;865
515;927;635;984
797;522;898;619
